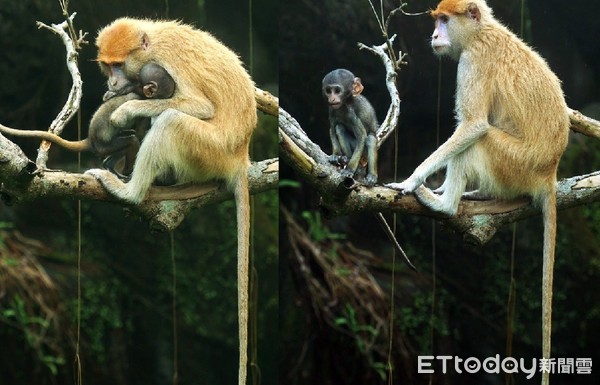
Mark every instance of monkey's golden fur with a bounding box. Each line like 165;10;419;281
95;18;256;192
388;2;568;384
89;18;256;385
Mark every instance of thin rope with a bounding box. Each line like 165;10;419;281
505;224;517;385
171;231;179;385
74;103;83;385
386;115;399;385
428;59;443;385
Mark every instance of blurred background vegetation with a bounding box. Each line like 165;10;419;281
280;0;600;384
0;0;277;384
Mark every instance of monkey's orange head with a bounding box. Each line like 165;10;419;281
431;0;491;19
431;0;468;18
96;18;146;64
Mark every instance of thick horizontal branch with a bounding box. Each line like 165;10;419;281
318;171;600;245
279;105;600;244
255;87;279;117
569;108;600;139
0;134;278;230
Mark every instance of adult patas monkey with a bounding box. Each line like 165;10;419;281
387;1;569;383
86;18;256;385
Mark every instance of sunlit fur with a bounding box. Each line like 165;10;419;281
388;3;568;384
89;18;256;385
93;18;256;203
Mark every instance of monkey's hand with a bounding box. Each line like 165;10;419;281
339;168;356;179
364;173;377;187
110;103;136;129
103;90;118;102
385;177;420;194
329;154;349;167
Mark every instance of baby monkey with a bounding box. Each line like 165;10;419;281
97;62;175;175
0;62;175;176
103;62;175;101
322;69;416;270
323;68;378;186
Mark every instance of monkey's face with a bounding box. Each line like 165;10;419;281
99;62;140;94
430;1;482;60
323;84;345;110
431;14;452;56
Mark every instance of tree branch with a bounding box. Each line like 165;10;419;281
569;108;600;139
0;132;278;230
255;87;279;117
35;12;87;169
279;103;600;245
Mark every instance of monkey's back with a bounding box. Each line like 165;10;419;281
98;18;257;154
458;18;569;196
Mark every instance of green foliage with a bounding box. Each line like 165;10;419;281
301;211;346;242
279;179;301;188
397;290;451;354
70;278;132;365
1;295;65;376
335;304;387;381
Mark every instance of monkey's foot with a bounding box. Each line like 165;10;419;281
329;154;348;167
385;178;420;194
86;168;141;204
364;173;377;187
414;185;456;216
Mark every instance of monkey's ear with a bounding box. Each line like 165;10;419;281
143;81;158;98
141;33;150;50
466;3;481;22
352;77;364;97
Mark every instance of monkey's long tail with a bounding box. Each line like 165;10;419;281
234;172;250;385
375;212;417;271
0;124;89;152
540;191;557;385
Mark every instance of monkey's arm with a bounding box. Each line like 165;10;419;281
110;97;215;128
345;119;368;173
360;109;379;186
328;120;349;166
388;120;489;192
329;120;342;155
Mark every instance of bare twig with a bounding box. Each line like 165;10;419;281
255;88;279;117
35;13;87;169
397;1;430;17
358;36;405;146
569;108;600;140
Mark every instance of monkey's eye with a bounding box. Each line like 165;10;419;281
325;86;342;95
439;14;449;23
